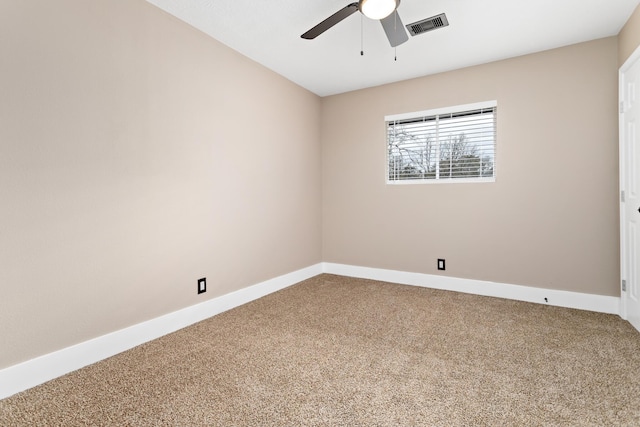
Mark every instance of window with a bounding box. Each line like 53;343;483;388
386;101;497;183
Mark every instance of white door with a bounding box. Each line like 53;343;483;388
621;49;640;332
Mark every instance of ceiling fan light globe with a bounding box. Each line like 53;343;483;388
359;0;399;20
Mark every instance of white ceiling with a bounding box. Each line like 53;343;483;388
145;0;640;97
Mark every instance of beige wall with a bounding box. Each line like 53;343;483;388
619;3;640;65
0;1;322;369
321;37;620;297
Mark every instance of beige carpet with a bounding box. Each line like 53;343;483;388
2;274;640;426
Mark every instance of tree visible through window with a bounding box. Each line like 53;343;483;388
386;102;497;183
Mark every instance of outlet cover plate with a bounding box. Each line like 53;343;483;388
198;277;206;294
437;259;446;271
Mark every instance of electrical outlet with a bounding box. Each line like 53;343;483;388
437;259;445;271
197;277;206;294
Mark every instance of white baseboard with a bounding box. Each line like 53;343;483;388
1;262;620;400
0;263;323;400
322;263;621;315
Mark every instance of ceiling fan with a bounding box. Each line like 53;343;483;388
301;0;409;48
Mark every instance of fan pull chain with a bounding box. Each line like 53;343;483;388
360;14;364;56
394;10;398;61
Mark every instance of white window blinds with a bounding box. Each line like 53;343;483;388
386;101;497;183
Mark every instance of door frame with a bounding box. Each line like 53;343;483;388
619;44;640;321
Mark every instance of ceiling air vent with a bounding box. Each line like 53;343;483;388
406;13;449;36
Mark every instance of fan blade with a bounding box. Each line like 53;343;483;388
301;2;359;39
380;11;409;47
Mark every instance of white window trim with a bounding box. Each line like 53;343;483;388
385;100;497;185
387;176;495;185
